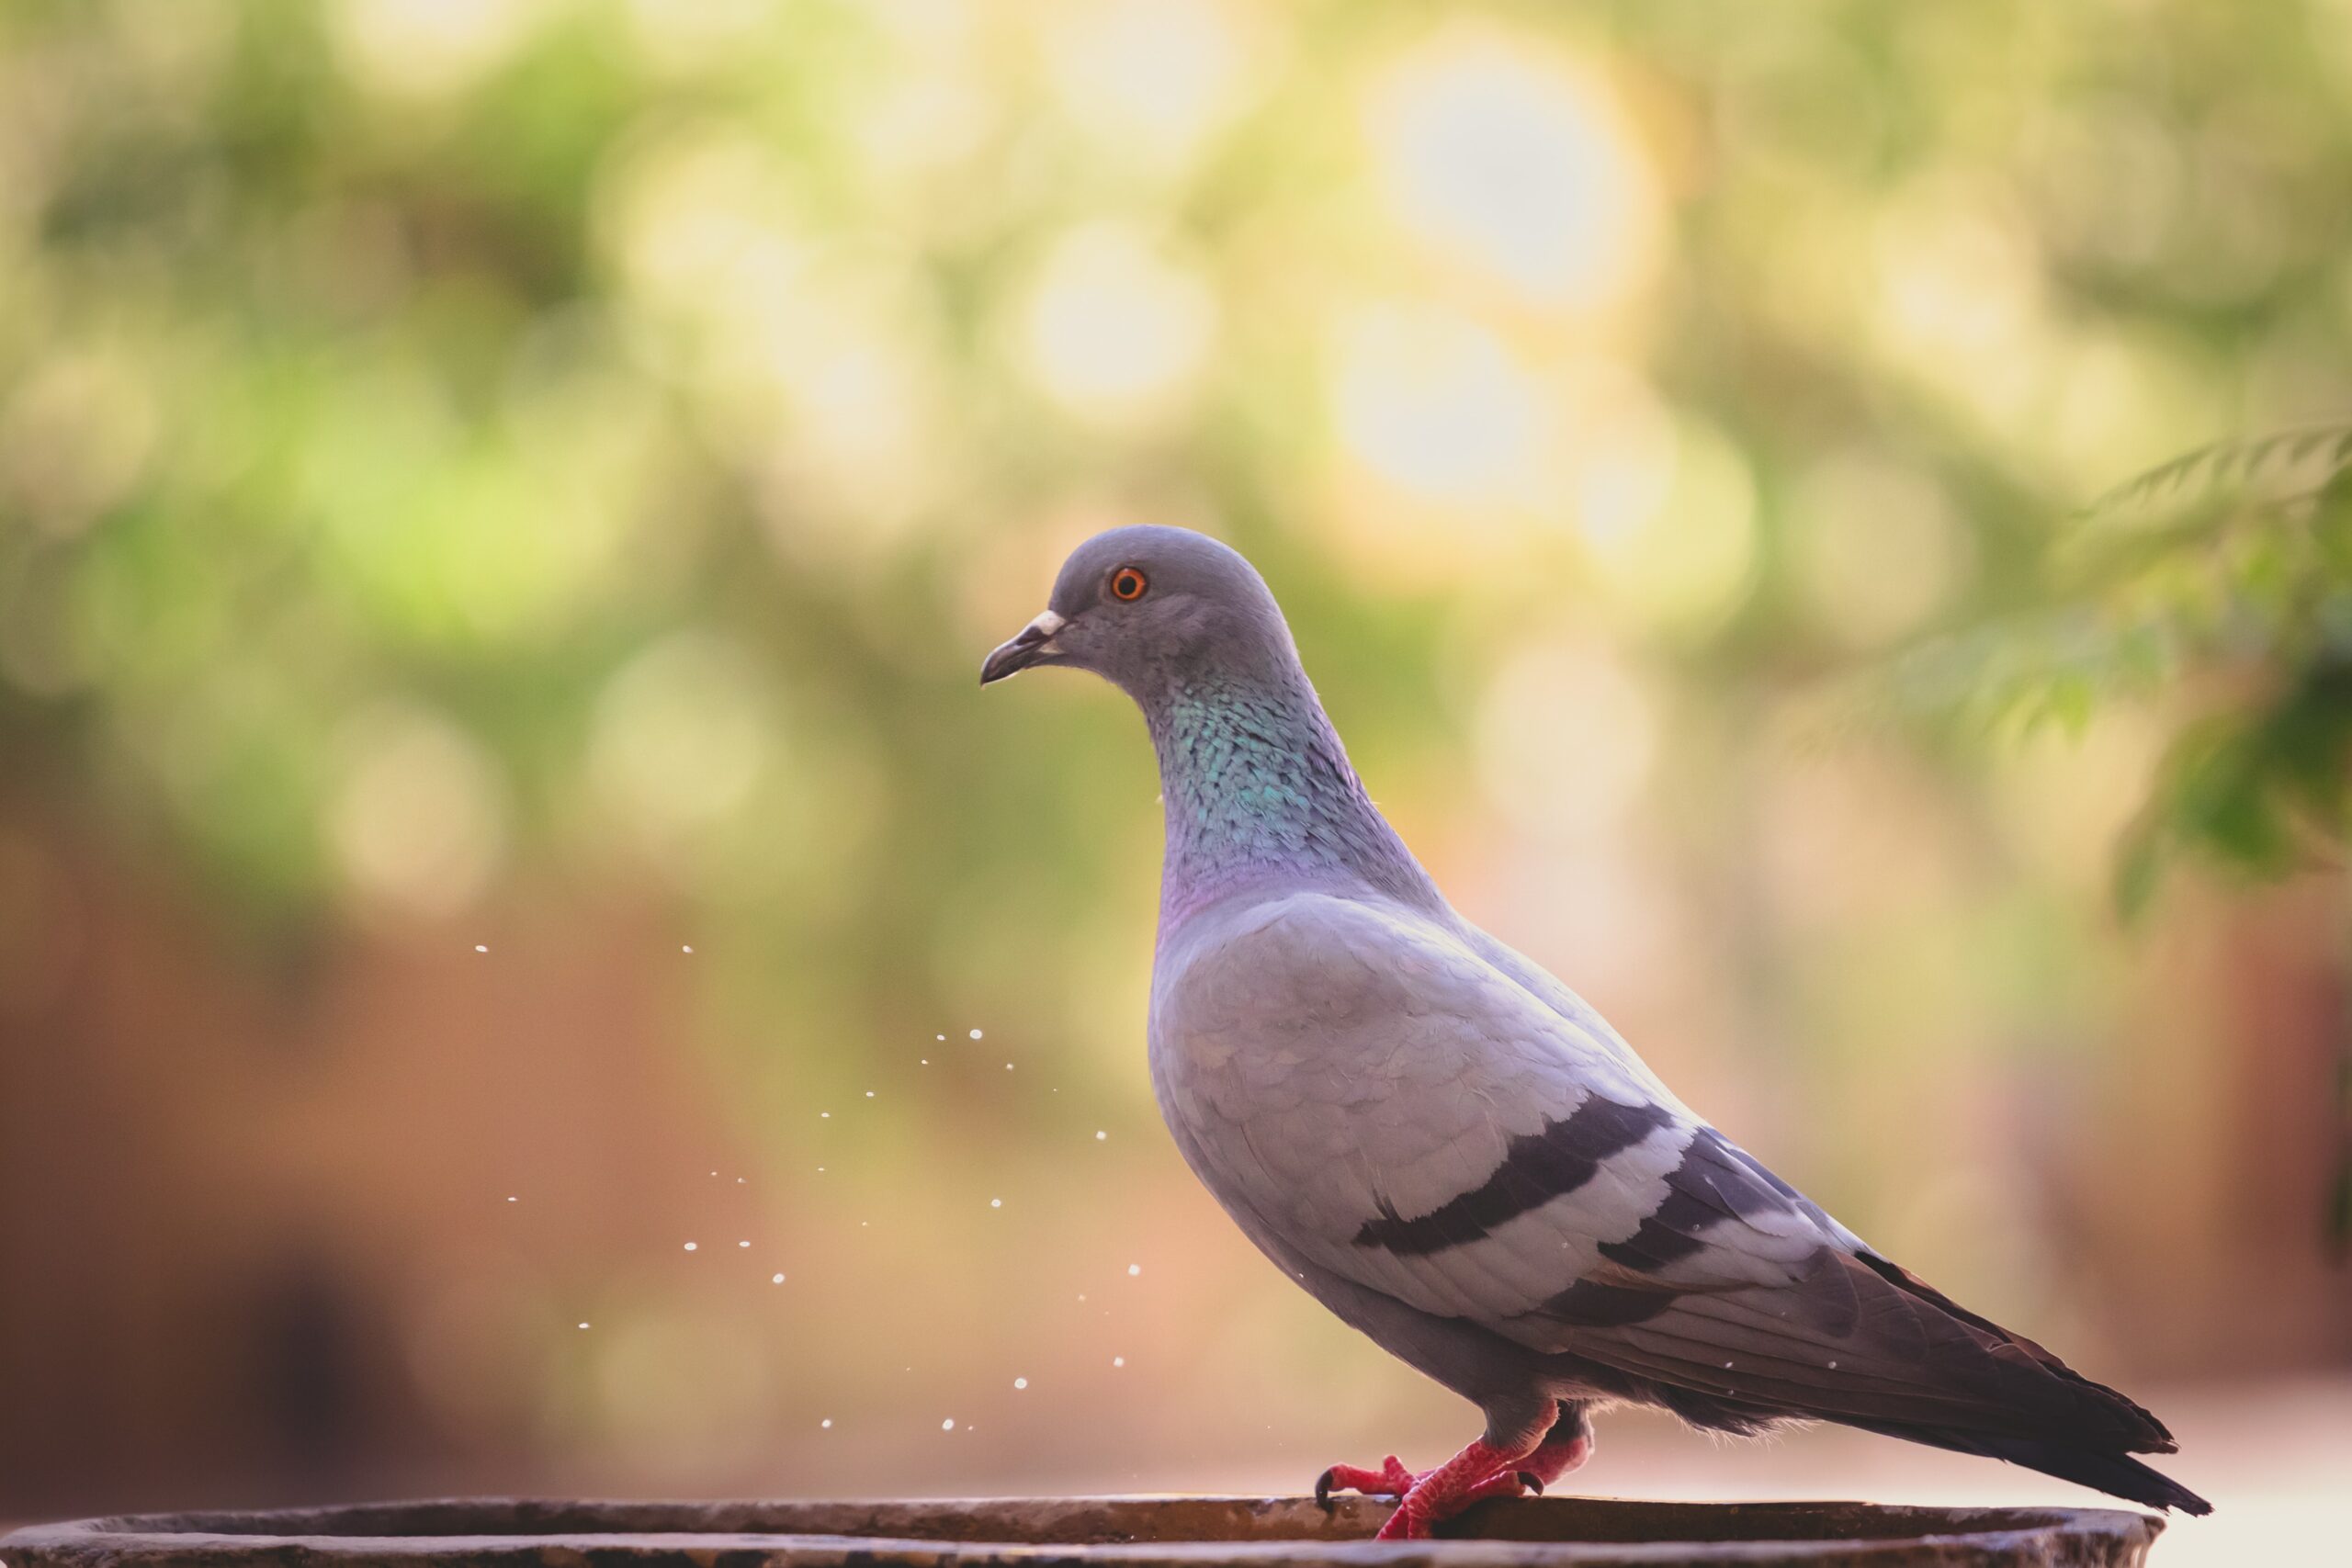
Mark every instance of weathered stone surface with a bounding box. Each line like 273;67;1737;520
0;1495;2164;1568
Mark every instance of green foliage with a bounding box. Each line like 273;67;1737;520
1869;428;2352;915
6;0;2352;1152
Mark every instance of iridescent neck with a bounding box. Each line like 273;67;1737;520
1144;671;1435;924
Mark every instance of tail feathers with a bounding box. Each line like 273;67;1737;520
1856;1419;2213;1516
1555;1243;2211;1515
1849;1253;2210;1514
1849;1250;2178;1452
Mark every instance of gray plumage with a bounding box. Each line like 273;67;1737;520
981;525;2208;1518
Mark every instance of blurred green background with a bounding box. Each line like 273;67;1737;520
2;1;2349;1560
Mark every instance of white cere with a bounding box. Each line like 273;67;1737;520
1127;1264;1141;1277
772;1272;786;1284
1013;1377;1028;1390
684;1242;698;1252
474;944;489;953
989;1199;1002;1209
969;1029;983;1040
1112;1356;1125;1368
942;1417;956;1431
1095;1131;1107;1141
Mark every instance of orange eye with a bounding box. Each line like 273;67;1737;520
1110;566;1148;602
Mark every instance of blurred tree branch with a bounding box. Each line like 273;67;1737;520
1850;423;2352;1250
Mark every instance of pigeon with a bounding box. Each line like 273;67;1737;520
980;525;2209;1537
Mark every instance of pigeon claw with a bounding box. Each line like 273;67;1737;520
1316;1455;1417;1508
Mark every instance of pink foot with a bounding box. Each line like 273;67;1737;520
1372;1438;1541;1540
1315;1455;1418;1503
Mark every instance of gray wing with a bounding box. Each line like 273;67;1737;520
1152;892;2186;1458
1152;892;1839;1337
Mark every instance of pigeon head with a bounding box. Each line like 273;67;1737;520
979;525;1299;702
982;524;1439;913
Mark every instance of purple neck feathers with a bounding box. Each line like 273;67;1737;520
1142;670;1438;928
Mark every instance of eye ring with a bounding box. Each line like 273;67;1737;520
1109;566;1148;603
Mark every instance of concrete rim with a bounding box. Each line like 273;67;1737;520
0;1494;2165;1568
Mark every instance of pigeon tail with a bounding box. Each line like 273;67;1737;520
1850;1419;2213;1516
1815;1253;2211;1513
1543;1243;2210;1515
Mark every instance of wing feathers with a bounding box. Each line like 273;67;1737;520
1355;1094;1675;1256
1595;1126;1804;1272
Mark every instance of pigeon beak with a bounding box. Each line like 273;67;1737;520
980;610;1068;685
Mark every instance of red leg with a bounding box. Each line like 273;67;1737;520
1374;1434;1544;1540
1519;1423;1595;1492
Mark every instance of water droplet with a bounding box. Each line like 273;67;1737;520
1095;1131;1107;1141
1004;1063;1014;1070
1827;1359;1838;1370
506;1196;517;1203
865;1091;875;1099
969;1029;983;1040
1126;1264;1141;1277
1112;1356;1125;1368
738;1240;750;1248
684;1242;698;1252
772;1272;786;1284
683;945;694;953
577;1322;590;1330
942;1417;956;1431
474;944;489;953
1013;1377;1028;1390
989;1198;1002;1209
921;1059;930;1066
820;1111;831;1119
820;1418;832;1429
936;1034;946;1042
